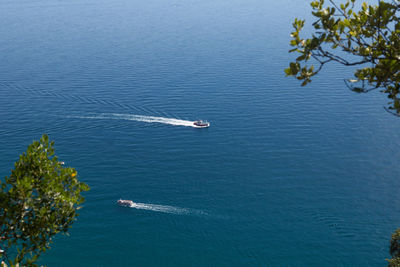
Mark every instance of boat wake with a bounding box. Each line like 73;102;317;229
128;202;189;214
69;113;202;128
127;202;207;216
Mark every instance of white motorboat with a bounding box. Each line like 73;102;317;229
117;199;134;207
193;120;210;128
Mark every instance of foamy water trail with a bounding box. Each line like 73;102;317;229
128;202;207;216
129;202;189;214
68;113;202;128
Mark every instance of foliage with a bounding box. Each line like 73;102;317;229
0;135;89;266
388;229;400;266
388;259;400;267
285;0;400;114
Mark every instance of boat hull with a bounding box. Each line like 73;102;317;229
193;121;210;128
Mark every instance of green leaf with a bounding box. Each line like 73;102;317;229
1;135;90;265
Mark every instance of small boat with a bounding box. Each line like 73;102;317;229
117;199;134;207
193;120;210;128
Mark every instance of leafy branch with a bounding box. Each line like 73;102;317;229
285;0;400;113
0;135;89;266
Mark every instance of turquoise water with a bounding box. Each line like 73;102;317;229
1;0;400;266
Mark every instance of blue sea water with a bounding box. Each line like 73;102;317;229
1;0;400;266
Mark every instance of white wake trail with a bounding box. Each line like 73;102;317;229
129;202;191;215
69;113;198;127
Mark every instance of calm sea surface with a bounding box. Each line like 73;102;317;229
1;0;400;266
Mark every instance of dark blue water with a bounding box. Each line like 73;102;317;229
1;0;400;266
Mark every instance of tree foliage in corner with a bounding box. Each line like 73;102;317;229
285;0;400;114
0;135;89;266
389;229;400;266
